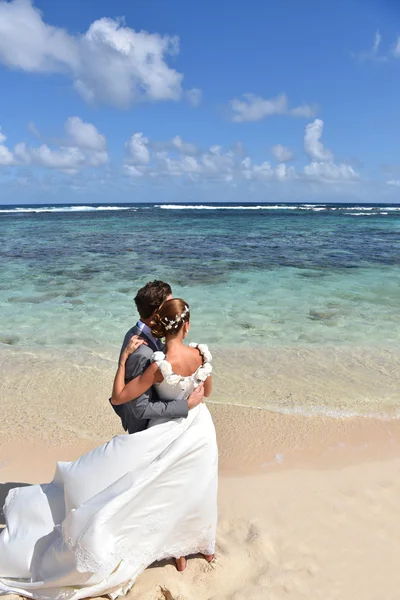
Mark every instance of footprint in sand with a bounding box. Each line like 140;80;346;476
214;517;319;600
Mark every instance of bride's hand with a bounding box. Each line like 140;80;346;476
120;335;146;364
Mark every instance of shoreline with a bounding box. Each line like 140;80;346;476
1;343;400;477
1;344;400;432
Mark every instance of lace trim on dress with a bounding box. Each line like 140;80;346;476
66;511;215;579
65;505;169;576
106;525;215;599
151;343;212;389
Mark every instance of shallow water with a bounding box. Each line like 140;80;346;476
1;202;399;352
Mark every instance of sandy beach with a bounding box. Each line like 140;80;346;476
1;350;400;600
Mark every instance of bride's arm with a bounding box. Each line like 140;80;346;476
111;362;159;406
111;336;160;406
204;375;212;397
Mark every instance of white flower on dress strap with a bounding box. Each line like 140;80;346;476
189;342;212;363
199;344;212;363
165;373;183;386
152;343;212;388
159;361;173;378
152;351;165;364
196;362;213;382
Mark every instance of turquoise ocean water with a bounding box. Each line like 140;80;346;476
0;202;399;353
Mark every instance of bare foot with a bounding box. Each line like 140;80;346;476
203;554;214;563
175;557;187;572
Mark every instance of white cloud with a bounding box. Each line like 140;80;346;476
200;147;234;177
87;151;108;167
392;37;400;57
2;117;360;188
303;119;358;183
124;142;238;182
0;0;189;108
230;93;317;123
208;145;222;156
386;179;400;187
155;147;234;181
0;0;78;72
2;117;109;172
275;163;295;181
358;30;400;62
304;119;333;162
14;142;85;172
28;121;41;138
13;142;31;164
125;133;150;165
0;129;15;165
272;144;294;162
304;162;358;182
252;161;275;180
355;30;388;62
241;157;295;181
65;116;106;151
171;135;198;155
156;152;202;178
122;125;357;185
124;165;144;178
373;30;382;54
186;88;202;107
374;31;400;60
151;135;199;156
232;141;245;156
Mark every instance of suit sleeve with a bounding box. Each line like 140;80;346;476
125;352;189;420
119;328;134;362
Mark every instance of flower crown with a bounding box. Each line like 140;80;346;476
162;304;190;331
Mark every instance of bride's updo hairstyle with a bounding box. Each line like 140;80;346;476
151;298;190;339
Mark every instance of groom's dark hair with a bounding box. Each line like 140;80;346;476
134;280;172;320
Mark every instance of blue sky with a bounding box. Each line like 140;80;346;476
0;0;400;204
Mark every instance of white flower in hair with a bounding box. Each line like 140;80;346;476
163;305;189;331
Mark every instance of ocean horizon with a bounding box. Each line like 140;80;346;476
2;200;400;210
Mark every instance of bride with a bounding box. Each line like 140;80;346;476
0;298;218;600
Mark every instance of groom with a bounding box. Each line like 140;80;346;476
111;280;204;434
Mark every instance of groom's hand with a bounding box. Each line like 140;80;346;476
188;384;204;410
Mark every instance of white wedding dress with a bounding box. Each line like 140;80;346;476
0;343;218;600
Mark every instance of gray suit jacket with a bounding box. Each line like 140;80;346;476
110;323;189;434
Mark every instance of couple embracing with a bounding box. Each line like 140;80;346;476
0;281;218;600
